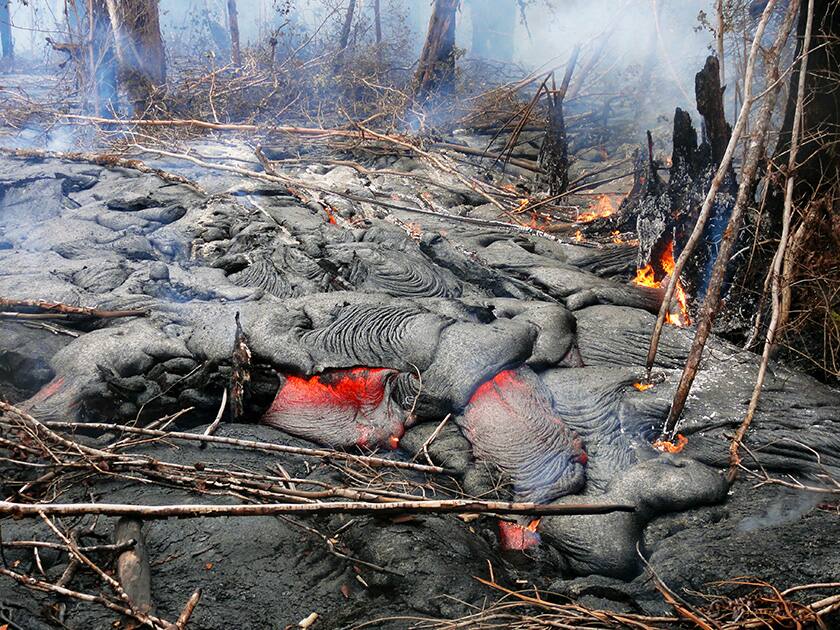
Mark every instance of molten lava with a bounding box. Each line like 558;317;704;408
263;367;406;449
632;241;691;327
633;381;654;392
498;518;542;551
652;433;688;454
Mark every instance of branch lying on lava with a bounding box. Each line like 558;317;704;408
0;297;147;320
0;499;635;519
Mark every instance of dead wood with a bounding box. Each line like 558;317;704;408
0;298;147;320
648;0;779;396
664;0;800;443
0;499;636;519
115;517;154;616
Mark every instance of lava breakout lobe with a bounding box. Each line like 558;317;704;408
460;367;588;503
262;367;408;448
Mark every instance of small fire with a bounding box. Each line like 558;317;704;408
611;230;624;244
576;194;616;223
574;229;584;242
516;198;530;212
632;241;691;327
633;381;654;392
652;433;688;454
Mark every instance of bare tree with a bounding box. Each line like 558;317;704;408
414;0;459;101
227;0;241;66
105;0;166;109
0;0;13;60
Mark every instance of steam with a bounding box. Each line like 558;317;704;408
736;489;822;532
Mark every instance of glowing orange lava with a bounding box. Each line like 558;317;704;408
633;381;654;392
652;433;688;454
632;241;691;327
498;518;542;551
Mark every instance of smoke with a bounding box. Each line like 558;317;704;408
736;489;822;532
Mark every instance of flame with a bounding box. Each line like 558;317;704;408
633;381;654;391
611;230;624;244
576;194;616;223
652;433;688;453
632;241;691;327
574;229;584;242
516;198;530;212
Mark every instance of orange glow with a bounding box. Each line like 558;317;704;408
498;519;541;551
611;230;624;244
576;194;616;223
502;183;518;193
574;229;584;242
632;241;691;327
633;381;654;392
516;198;530;212
652;434;688;454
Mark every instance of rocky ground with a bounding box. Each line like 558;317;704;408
1;138;839;629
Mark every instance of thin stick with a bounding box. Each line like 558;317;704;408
40;419;445;474
727;0;815;481
0;499;635;519
203;388;227;436
175;588;202;629
646;0;779;382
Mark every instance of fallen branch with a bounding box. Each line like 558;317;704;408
0;499;635;519
41;419;445;474
0;298;147;320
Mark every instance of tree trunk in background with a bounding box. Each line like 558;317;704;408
105;0;166;110
338;0;356;52
468;0;513;62
89;0;118;115
373;0;382;62
414;0;459;101
0;0;13;60
227;0;241;66
768;0;840;229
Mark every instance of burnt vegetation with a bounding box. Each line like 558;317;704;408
0;0;839;628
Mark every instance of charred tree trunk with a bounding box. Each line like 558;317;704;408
414;0;459;102
227;0;241;67
0;0;13;60
105;0;166;111
537;47;579;197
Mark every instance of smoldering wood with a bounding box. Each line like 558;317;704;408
537;46;579;198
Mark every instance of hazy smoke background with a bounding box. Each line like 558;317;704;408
7;0;719;121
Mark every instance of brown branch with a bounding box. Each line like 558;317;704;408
0;499;636;519
41;419;446;474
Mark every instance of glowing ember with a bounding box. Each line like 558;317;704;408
516;198;531;212
632;241;691;327
633;381;654;392
652;433;688;454
611;230;624;244
576;193;616;223
498;518;542;551
574;229;584;242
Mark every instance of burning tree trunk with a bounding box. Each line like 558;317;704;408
0;0;13;60
414;0;459;102
226;0;241;67
104;0;166;111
